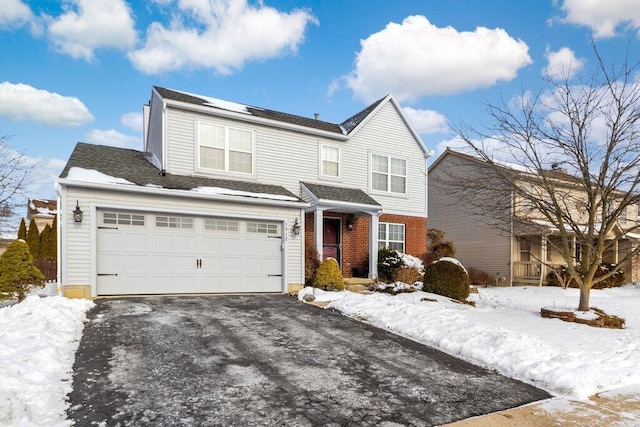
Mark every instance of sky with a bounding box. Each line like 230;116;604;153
1;0;640;210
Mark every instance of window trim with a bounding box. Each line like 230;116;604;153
319;143;341;180
369;152;408;196
378;222;405;253
196;120;256;177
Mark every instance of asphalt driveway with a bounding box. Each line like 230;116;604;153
67;295;549;426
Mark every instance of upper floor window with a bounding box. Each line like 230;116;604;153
371;154;406;194
321;144;340;178
198;122;254;175
378;222;405;252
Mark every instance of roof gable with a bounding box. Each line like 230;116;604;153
342;94;430;158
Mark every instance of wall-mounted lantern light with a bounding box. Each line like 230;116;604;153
346;214;355;231
73;200;83;223
292;217;301;235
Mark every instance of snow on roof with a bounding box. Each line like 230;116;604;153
193;186;299;202
28;199;57;216
172;88;254;115
66;167;136;186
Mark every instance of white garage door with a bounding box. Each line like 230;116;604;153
96;210;283;295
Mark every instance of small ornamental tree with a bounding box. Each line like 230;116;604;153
26;218;40;260
0;240;45;302
314;258;345;291
423;259;470;301
17;218;27;240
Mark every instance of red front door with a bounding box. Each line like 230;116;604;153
323;218;341;266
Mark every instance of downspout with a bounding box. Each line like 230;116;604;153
509;190;514;286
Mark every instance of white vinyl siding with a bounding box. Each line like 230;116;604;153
320;144;340;179
163;100;426;215
371;154;407;194
379;222;405;252
198;121;254;175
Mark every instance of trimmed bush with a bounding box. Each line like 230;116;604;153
378;247;404;282
26;218;40;260
393;266;423;285
0;240;45;302
547;263;626;289
423;259;470;301
467;267;495;287
17;218;27;240
314;258;345;291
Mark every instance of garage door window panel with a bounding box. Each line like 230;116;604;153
204;219;239;232
102;212;145;226
247;222;279;235
156;216;193;229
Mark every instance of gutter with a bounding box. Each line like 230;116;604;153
56;178;311;209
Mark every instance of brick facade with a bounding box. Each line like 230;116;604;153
305;212;427;279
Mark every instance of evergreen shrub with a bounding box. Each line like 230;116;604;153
378;247;404;282
423;259;470;301
314;258;345;291
0;240;45;302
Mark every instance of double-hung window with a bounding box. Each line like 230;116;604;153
321;144;340;178
198;122;254;174
371;154;406;194
378;222;405;252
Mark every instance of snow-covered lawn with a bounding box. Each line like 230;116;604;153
0;289;94;426
299;284;640;400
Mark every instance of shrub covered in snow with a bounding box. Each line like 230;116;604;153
314;258;345;291
423;258;470;301
0;240;45;302
400;253;424;274
377;247;404;282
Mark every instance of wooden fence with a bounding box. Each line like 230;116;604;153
34;257;57;282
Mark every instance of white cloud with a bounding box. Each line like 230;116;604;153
85;129;141;150
120;112;143;133
47;0;136;61
560;0;640;38
0;0;32;28
543;47;585;80
0;82;93;127
128;0;317;74
341;15;532;103
402;107;448;135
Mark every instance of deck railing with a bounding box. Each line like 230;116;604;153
512;261;542;279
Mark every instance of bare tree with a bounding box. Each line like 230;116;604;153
444;46;640;311
0;135;33;234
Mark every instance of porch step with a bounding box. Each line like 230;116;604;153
344;277;375;292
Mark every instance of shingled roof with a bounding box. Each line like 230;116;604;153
301;182;381;206
340;96;387;134
155;86;345;135
59;143;301;201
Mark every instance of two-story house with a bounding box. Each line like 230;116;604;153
428;149;640;286
56;87;429;298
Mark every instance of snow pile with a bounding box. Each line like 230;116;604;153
325;285;640;399
297;286;350;302
0;296;94;426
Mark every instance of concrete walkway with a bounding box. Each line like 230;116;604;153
446;385;640;426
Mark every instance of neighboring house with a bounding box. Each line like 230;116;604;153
27;199;57;232
428;149;640;286
56;86;430;298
